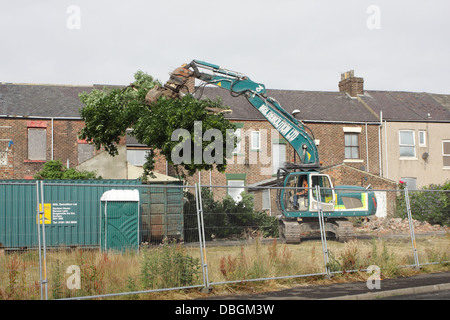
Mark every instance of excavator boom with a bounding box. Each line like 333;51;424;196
147;60;320;169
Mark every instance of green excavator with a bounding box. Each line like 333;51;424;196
146;60;377;243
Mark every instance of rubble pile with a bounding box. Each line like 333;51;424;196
356;216;450;235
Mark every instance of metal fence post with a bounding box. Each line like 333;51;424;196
36;181;43;300
195;184;211;292
39;180;49;300
36;180;49;300
404;187;420;270
198;184;211;292
316;185;331;277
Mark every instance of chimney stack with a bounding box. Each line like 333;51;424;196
339;70;364;97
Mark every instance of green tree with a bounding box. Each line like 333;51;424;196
192;188;278;240
396;180;450;226
34;160;101;180
78;71;236;178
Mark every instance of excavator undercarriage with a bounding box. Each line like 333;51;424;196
279;218;356;243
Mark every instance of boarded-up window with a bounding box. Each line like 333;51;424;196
443;140;450;167
401;177;417;190
262;189;271;210
28;128;46;160
127;149;151;166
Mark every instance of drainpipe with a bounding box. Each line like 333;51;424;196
378;111;383;177
365;123;369;173
384;119;389;179
51;118;54;160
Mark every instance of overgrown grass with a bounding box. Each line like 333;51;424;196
0;235;449;300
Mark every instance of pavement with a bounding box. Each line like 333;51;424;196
203;271;450;300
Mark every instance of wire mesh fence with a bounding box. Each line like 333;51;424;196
0;180;448;300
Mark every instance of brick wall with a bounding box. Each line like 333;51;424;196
303;122;380;176
177;120;284;200
157;120;381;201
0;118;103;179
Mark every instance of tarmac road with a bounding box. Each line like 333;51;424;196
202;271;450;300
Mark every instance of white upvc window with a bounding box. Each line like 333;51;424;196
418;130;427;147
443;140;450;168
399;130;416;158
251;131;260;150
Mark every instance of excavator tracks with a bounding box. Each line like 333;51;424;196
334;219;356;242
279;218;356;243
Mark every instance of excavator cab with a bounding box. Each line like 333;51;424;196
278;171;336;218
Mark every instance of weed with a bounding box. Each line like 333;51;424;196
51;259;64;299
126;276;140;300
6;255;20;300
140;240;201;290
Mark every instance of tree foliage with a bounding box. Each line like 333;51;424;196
78;71;236;177
34;160;101;180
396;181;450;226
184;189;279;241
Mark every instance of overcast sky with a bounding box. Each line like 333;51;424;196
1;0;449;94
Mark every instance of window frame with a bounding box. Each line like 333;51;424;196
262;189;271;210
226;173;246;202
27;122;47;161
443;140;450;169
400;177;417;190
399;130;416;159
126;148;151;167
344;132;360;160
251;131;260;150
418;130;427;147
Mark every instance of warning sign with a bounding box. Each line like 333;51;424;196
52;202;78;225
37;203;52;225
36;202;78;225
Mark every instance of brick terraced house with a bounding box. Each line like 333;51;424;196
0;84;94;179
1;71;449;216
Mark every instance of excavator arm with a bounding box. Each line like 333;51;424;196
148;60;320;169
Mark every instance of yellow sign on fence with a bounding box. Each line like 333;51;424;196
37;203;52;225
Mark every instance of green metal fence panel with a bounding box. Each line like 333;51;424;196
140;182;184;243
0;181;38;249
0;180;185;250
0;180;140;250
